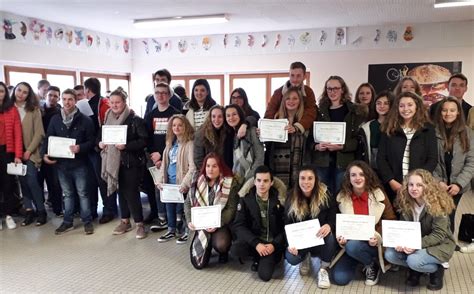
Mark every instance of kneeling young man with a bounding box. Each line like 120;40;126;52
231;165;286;281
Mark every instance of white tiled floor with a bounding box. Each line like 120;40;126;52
1;192;473;293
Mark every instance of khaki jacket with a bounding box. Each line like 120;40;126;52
20;108;44;168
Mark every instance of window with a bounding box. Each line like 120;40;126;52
4;66;76;93
171;75;225;105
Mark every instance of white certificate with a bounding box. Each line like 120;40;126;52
102;125;128;145
313;121;346;144
382;220;422;249
336;214;375;241
258;119;288;143
191;205;222;230
47;136;76;159
76;99;94;116
284;219;325;250
160;184;184;203
148;166;160;185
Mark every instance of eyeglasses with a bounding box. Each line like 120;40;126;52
155;91;169;96
326;87;342;92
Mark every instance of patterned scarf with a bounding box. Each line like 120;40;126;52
61;107;78;129
190;173;232;267
232;135;253;185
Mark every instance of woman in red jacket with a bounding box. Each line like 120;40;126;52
0;81;23;230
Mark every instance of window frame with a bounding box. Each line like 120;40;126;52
80;72;130;93
4;65;77;87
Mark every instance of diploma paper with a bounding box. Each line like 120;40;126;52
284;219;325;250
48;136;76;159
102;125;128;145
336;214;375;241
191;205;222;230
382;220;422;249
258;119;289;143
148;167;160;185
76;99;94;116
160;184;184;203
313;122;346;144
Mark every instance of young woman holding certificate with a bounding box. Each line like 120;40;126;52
377;92;438;204
185;153;239;269
284;165;337;289
308;76;365;197
384;169;455;291
433;97;474;233
156;114;196;244
331;161;396;286
98;87;149;239
264;87;307;188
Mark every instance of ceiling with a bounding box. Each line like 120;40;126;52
1;0;473;38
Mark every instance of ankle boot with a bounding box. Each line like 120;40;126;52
427;265;444;291
21;210;35;226
36;210;47;226
406;269;422;286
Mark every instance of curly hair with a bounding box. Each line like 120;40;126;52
435;96;470;153
393;76;422;97
165;114;194;148
286;166;330;222
318;75;352;107
200;105;228;148
381;91;431;136
274;86;304;123
397;169;454;217
339;160;384;198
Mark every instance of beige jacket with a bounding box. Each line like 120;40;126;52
19;107;45;168
157;140;195;189
330;188;397;273
468;107;474;130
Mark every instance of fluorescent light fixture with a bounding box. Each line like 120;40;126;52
134;14;228;28
434;0;474;8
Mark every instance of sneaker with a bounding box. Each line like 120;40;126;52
176;232;189;244
441;262;449;269
157;231;175;242
36;211;47;226
150;219;168;232
6;215;17;230
55;223;73;235
136;224;147;239
55;212;64;218
113;221;132;235
299;253;311;276
460;243;474;253
317;268;331;289
21;210;35;226
364;262;381;286
84;222;94;235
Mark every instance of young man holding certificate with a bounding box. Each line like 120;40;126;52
230;166;285;282
43;89;95;235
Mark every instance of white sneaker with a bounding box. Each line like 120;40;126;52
460;243;474;253
5;215;16;230
441;262;449;269
299;253;312;276
317;268;331;289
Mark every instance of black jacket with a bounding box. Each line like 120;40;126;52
377;123;438;184
231;187;286;252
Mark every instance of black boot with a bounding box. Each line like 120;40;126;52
427;265;444;291
36;210;47;226
21;210;35;226
406;269;422;287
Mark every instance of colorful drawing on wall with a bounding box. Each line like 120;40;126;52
234;36;241;48
74;30;84;46
274;33;281;48
178;39;187;53
368;61;462;106
65;30;73;44
352;36;362;46
123;39;130;53
152;39;161;53
335;27;346;45
387;30;397;42
165;40;172;51
374;29;381;43
287;34;295;47
319;30;327;45
105;38;111;51
20;21;27;38
96;35;101;47
223;34;228;48
261;34;268;47
54;28;63;40
299;32;311;46
202;37;211;51
404;26;414;41
142;40;149;54
3;19;16;40
45;26;52;44
247;34;254;47
86;34;93;47
29;19;45;40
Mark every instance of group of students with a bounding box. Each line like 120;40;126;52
0;62;473;290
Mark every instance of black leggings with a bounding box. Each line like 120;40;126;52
450;193;463;233
190;226;231;269
118;166;144;223
0;146;18;216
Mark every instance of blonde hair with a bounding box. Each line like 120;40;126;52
397;169;455;217
165;114;194;148
275;86;304;122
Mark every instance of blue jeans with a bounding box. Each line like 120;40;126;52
57;164;92;224
331;241;378;285
19;160;45;212
384;248;441;273
285;233;337;265
155;189;167;219
316;163;344;197
165;203;184;232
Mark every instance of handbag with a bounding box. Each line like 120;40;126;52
458;213;474;243
6;162;27;176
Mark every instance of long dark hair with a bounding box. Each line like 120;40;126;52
188;79;216;111
201;105;228;148
224;104;246;132
339;161;384;198
12;82;38;112
198;152;233;180
355;83;377;120
229;88;257;117
435;96;470;153
0;81;14;113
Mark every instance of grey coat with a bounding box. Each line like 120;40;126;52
433;127;474;193
233;126;264;184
